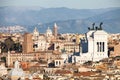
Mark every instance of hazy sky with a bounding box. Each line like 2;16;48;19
0;0;120;9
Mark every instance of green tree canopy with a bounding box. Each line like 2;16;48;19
4;37;14;51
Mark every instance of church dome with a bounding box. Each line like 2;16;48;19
8;68;24;77
8;61;25;77
46;27;52;37
46;27;52;34
33;27;39;36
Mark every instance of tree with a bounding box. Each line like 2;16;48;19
4;37;14;51
1;57;6;63
61;48;66;53
0;38;22;53
1;57;6;66
14;43;22;52
0;42;7;53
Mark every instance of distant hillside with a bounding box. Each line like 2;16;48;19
0;7;120;33
0;6;117;26
31;8;120;34
86;9;120;33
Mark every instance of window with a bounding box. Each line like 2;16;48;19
56;61;58;65
103;42;105;52
100;42;102;52
97;42;99;52
33;44;38;48
59;61;61;65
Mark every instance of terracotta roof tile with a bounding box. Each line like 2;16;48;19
55;70;72;74
74;72;96;77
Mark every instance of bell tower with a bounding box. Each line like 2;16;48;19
53;23;58;39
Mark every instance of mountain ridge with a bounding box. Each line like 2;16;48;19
0;7;120;33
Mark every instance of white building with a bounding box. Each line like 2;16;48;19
0;62;7;76
32;27;39;41
32;27;49;51
34;35;48;51
46;27;53;38
72;24;108;64
8;61;25;80
54;58;64;67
